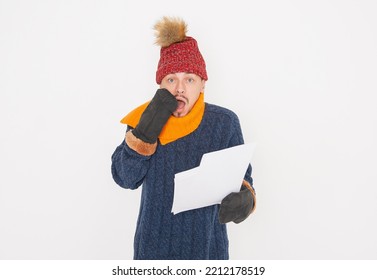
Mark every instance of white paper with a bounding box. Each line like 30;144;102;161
171;143;256;214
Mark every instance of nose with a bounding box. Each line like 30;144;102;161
175;80;185;95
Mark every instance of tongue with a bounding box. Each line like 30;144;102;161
177;100;185;109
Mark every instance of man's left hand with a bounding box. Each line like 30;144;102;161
219;185;254;224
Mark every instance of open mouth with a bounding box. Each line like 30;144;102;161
175;97;188;112
177;100;185;110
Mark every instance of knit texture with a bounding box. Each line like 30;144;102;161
156;37;208;84
111;103;253;260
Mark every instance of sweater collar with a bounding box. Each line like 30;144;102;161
121;93;205;145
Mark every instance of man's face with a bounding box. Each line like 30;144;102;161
160;72;205;117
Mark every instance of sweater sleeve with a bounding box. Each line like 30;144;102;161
111;127;152;190
228;113;254;189
228;113;256;215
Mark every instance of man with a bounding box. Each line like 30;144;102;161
111;17;256;260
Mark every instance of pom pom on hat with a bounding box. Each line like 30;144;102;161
154;16;208;84
154;17;187;47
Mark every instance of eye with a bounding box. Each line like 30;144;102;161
187;78;194;83
165;77;174;83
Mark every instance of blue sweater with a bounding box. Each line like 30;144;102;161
111;103;253;260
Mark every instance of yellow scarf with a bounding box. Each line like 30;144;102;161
120;93;205;145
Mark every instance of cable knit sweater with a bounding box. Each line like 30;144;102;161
111;103;253;260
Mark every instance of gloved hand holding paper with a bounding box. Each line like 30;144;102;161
171;143;256;214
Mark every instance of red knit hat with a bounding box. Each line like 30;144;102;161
154;17;208;84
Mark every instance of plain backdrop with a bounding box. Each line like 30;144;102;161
1;0;377;259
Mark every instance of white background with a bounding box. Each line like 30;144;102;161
1;0;376;259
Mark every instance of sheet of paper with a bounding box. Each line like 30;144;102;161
171;143;256;215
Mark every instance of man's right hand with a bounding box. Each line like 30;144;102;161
132;88;178;144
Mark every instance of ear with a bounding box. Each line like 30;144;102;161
201;80;206;91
